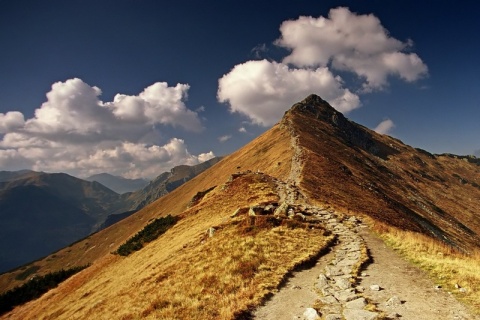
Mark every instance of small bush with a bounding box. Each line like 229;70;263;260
0;265;89;315
116;215;178;256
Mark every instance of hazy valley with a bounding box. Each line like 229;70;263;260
0;158;220;274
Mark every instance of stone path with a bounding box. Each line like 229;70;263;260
254;123;478;320
253;205;479;320
253;192;381;320
313;214;378;320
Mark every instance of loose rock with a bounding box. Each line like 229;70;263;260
345;297;367;310
385;296;402;307
303;307;320;320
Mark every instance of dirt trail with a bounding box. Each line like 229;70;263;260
358;230;476;320
253;210;478;320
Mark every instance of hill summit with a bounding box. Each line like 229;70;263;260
284;94;479;251
1;94;478;319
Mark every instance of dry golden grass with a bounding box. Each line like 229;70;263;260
139;220;332;319
372;221;480;314
0;124;294;294
3;172;333;320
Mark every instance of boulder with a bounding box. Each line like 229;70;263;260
303;308;320;320
231;208;241;218
317;274;329;288
295;212;306;221
334;277;352;290
345;297;367;309
325;315;342;320
288;208;295;217
274;202;289;217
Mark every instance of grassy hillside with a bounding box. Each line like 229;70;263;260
4;172;332;319
2;95;479;318
0;123;293;294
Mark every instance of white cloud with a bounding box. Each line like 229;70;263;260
374;119;395;135
218;59;359;126
218;135;232;143
73;138;215;179
0;111;25;133
238;127;247;133
276;7;428;90
218;7;427;127
0;78;212;179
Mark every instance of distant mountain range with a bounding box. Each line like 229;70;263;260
0;171;125;273
123;157;223;212
0;157;221;273
98;157;222;230
85;173;150;194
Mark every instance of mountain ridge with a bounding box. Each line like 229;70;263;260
1;94;478;318
284;95;479;251
85;173;150;194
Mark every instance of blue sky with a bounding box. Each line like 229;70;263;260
0;1;479;179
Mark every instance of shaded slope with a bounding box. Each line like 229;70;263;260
0;159;223;275
284;94;480;251
85;173;149;194
0;186;93;272
96;158;223;231
123;157;223;211
0;172;126;225
0;172;126;273
0;170;35;182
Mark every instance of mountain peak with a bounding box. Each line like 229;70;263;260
285;94;343;126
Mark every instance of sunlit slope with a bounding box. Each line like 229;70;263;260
5;172;331;319
0;124;293;293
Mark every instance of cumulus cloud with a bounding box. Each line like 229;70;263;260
238;127;247;133
218;60;359;126
0;111;25;133
218;7;427;127
374;118;395;135
276;7;428;90
218;135;232;143
0;78;213;178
